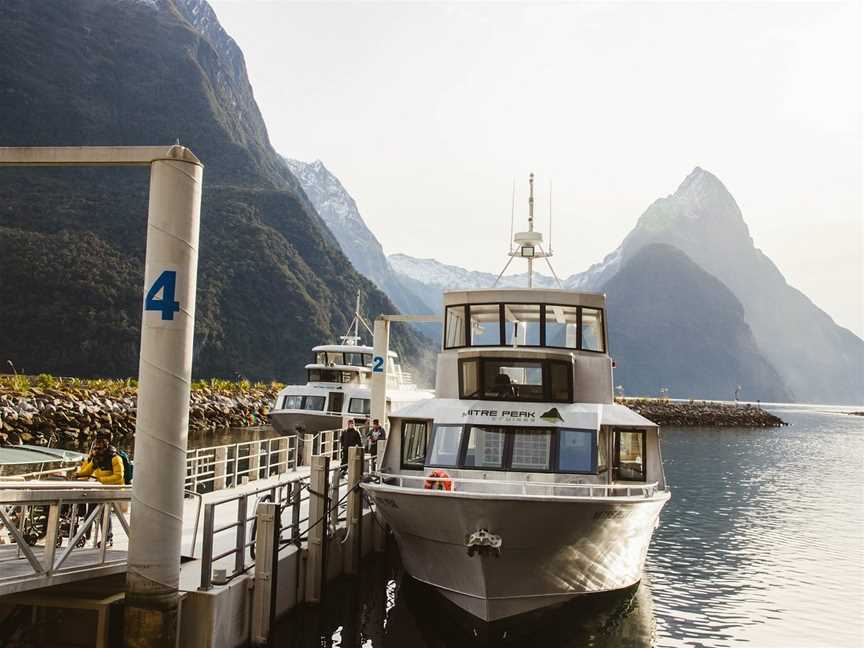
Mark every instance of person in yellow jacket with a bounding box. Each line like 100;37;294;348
76;437;124;485
75;437;123;545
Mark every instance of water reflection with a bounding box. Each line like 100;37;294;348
274;545;658;648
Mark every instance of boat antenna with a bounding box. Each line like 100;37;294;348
342;289;374;344
548;181;553;255
493;172;562;288
509;178;516;253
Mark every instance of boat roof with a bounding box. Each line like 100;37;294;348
443;288;605;308
388;399;656;430
0;444;86;465
312;344;398;357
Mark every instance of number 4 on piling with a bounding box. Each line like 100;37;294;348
145;270;181;321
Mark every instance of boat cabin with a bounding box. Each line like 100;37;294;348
377;288;665;491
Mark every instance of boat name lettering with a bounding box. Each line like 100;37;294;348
463;409;536;419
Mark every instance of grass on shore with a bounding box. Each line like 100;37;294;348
0;374;282;396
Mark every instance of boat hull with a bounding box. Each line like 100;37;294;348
268;410;344;436
362;484;669;621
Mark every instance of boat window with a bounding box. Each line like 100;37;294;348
549;361;572;402
363;354;373;366
401;421;428;469
483;359;543;401
344;352;365;367
511;428;553;471
444;305;467;349
615;430;645;481
460;358;481;398
544;305;578;349
315;351;327;364
580;307;605;352
558;429;596;473
463;426;505;468
281;395;303;410
504;304;541;346
428;425;463;467
302;396;325;411
348;398;370;415
469;304;502;346
306;369;358;384
598;427;609;473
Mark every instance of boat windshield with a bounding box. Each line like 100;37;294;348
418;424;599;474
307;369;361;384
444;303;605;353
314;351;372;367
280;395;325;411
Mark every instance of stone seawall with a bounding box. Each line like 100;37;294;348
620;398;786;427
0;376;279;451
0;377;787;451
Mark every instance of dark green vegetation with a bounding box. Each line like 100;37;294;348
0;0;431;382
603;244;792;402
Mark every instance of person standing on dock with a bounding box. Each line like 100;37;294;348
367;419;387;458
340;419;362;472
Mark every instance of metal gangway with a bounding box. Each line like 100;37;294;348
0;430;348;598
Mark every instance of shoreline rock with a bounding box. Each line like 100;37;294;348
620;397;786;427
0;376;280;452
1;377;789;454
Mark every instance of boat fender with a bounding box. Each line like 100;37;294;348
423;469;452;491
465;528;502;557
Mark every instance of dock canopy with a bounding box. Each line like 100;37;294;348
0;445;86;465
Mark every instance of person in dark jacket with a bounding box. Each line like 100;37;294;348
339;419;363;471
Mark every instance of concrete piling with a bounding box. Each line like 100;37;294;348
304;456;328;603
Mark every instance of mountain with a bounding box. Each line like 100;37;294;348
385;168;863;404
574;167;864;404
388;254;559;313
282;159;431;317
0;0;429;382
602;244;791;402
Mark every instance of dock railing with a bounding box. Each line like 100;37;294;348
197;448;375;592
0;482;131;593
374;473;659;499
185;435;297;494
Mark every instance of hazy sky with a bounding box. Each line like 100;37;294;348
210;1;862;337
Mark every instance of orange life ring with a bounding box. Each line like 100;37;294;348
424;469;452;491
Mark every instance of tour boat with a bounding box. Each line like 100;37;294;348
268;296;431;435
361;175;670;622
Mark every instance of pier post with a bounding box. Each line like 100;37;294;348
125;154;203;647
250;502;279;647
213;446;227;491
0;146;203;648
344;446;364;575
305;455;328;603
370;318;390;426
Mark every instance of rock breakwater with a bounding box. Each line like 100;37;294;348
621;398;786;427
0;375;279;452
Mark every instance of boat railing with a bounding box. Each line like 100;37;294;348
374;472;659;499
186;435;298;494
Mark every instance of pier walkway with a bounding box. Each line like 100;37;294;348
0;431;350;598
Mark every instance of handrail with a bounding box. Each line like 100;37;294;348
373;472;660;498
0;484;131;586
186;435;297;493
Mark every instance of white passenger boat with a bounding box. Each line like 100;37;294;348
362;175;670;622
269;298;431;435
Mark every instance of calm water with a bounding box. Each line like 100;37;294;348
274;406;864;647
